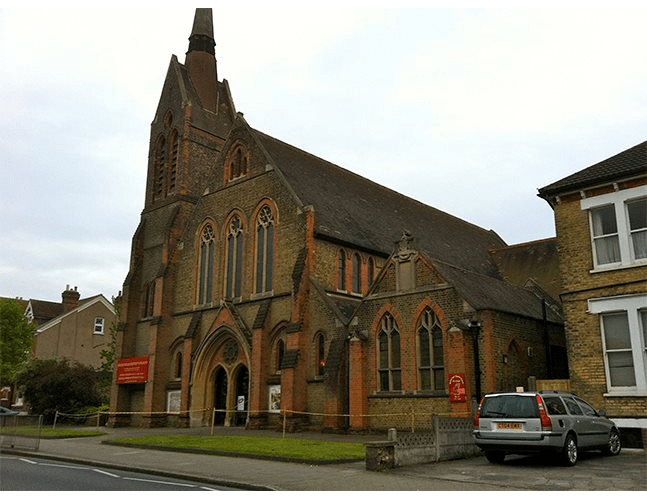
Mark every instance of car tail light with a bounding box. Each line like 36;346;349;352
474;397;484;427
536;394;552;430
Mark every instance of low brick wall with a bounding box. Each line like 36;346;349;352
366;416;480;470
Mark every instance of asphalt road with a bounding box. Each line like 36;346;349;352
0;455;236;491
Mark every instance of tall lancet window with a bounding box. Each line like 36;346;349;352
338;250;346;290
226;215;244;298
417;307;445;391
198;224;215;304
228;145;248;181
154;135;166;199
167;129;179;195
255;205;274;294
378;313;401;392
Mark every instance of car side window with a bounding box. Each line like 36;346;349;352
575;397;596;417
563;397;583;415
543;395;567;415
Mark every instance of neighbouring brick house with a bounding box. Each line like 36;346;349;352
538;140;647;448
32;286;116;370
110;9;566;430
1;286;116;411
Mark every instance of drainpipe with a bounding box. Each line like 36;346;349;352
468;321;482;401
542;300;553;379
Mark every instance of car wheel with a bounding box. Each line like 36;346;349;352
602;429;621;456
561;434;578;466
485;451;505;464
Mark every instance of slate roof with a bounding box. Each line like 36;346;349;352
538;140;647;198
28;299;64;325
255;130;506;278
433;261;563;323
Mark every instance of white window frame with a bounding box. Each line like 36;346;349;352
581;186;647;271
93;317;105;335
588;294;647;396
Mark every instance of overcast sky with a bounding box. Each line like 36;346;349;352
1;4;646;303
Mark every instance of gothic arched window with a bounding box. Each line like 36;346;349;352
417;307;444;391
228;144;248;181
352;253;361;294
276;339;285;373
315;332;326;377
175;351;183;379
368;257;375;288
378;313;401;392
226;215;244;298
338;250;346;290
154;135;166;199
255;205;274;294
167;129;179;195
198;224;215;304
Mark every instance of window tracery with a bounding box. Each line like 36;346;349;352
198;224;215;304
417;307;444;391
226;215;244;298
256;205;274;294
378;313;401;391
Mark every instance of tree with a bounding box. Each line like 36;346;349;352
15;359;110;422
0;298;35;382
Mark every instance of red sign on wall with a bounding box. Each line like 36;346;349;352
116;357;149;384
448;373;466;402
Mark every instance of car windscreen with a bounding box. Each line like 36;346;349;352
480;395;539;418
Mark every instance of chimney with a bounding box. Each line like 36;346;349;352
62;285;80;313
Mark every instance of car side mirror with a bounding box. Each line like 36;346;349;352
597;409;606;417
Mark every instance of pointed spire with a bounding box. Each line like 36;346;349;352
185;8;219;112
188;8;216;58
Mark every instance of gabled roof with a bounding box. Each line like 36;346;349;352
27;299;63;325
538;140;647;198
433;260;563;323
36;295;115;333
254;130;506;278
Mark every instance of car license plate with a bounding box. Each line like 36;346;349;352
497;423;522;430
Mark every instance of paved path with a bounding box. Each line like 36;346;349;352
2;426;645;490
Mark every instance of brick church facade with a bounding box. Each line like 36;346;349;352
109;9;566;430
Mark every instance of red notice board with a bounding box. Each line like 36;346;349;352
116;357;149;384
448;373;466;402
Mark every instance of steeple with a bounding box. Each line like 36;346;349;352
185;8;219;112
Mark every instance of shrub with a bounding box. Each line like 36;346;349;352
16;359;109;423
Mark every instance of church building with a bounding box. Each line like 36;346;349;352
109;9;566;430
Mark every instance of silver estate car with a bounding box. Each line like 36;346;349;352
472;391;621;466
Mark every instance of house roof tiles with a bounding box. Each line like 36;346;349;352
538;140;647;198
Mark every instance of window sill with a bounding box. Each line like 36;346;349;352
603;390;647;398
590;260;646;274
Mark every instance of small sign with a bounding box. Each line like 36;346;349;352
116;357;149;384
237;395;245;411
269;385;281;413
448;373;466;402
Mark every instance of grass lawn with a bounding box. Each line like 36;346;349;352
111;435;365;461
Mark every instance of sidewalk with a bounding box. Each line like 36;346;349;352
1;425;502;491
3;425;646;490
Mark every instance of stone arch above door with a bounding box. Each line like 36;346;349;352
190;325;251;422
